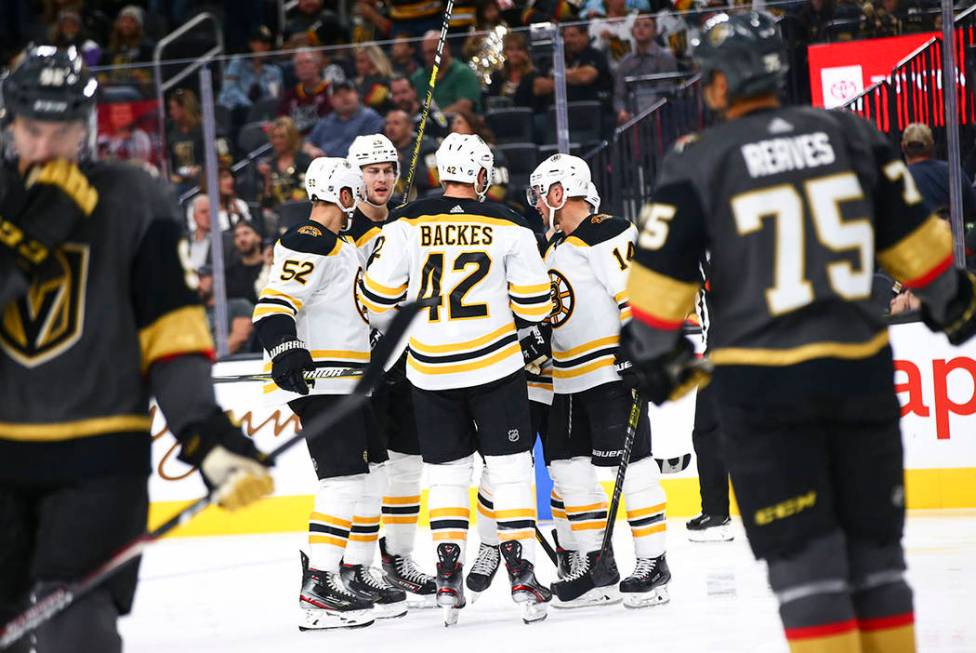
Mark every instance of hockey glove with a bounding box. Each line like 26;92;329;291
178;409;275;511
618;326;711;405
0;160;98;272
519;324;551;374
921;269;976;346
269;338;315;395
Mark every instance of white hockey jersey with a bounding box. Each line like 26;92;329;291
546;214;636;394
361;196;551;391
252;221;371;402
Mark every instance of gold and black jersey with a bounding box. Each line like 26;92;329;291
388;0;444;22
0;161;214;482
626;106;954;399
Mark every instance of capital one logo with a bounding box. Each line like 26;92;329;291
895;357;976;440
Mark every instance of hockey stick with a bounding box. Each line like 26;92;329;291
0;300;429;650
595;389;643;574
534;526;558;567
212;366;365;384
398;0;455;207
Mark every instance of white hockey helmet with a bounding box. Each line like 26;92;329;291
584;181;601;213
527;153;592;212
304;156;364;217
347;134;400;207
435;133;494;200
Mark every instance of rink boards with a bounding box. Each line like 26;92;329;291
147;321;976;536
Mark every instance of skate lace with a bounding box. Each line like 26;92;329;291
359;566;392;590
562;552;591;582
470;544;500;576
632;557;658;578
327;572;363;600
396;555;433;584
567;551;584;577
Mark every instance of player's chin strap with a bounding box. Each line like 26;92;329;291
475;170;492;202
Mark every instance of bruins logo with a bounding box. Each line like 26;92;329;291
0;244;90;368
297;224;322;237
548;269;574;328
353;268;369;325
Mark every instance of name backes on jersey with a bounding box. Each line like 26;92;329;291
419;223;494;247
740;131;835;178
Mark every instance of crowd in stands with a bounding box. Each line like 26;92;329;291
0;0;970;351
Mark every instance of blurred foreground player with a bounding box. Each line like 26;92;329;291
0;47;273;653
622;12;976;653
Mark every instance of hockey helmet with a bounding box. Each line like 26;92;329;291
584;181;601;213
692;11;787;102
526;153;592;212
304;156;365;217
435;133;494;200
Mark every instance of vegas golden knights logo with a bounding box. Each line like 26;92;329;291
0;244;90;368
548;269;574;328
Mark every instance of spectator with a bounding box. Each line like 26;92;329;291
99;5;154;92
278;48;334;131
860;0;903;37
902;123;976;221
449;109;510;204
390;33;421;78
188;195;213;269
283;0;328;44
49;9;101;66
387;0;445;39
99;101;153;165
390;75;450;140
448;0;477;35
793;0;836;44
614;15;678;124
167;88;204;189
589;0;638;72
488;32;543;111
217;26;283;127
197;266;255;355
582;0;651;17
411;30;483;113
307;81;385;157
354;0;393;41
535;23;613;115
354;44;395;114
206;165;253;230
225;222;269;304
384;108;438;198
258;116;314;209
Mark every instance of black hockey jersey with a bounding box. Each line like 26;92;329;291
0;161;214;482
626;106;954;399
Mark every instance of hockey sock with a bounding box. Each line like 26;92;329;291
485;452;536;562
342;463;386;567
550;456;606;553
476;464;499;546
768;532;861;653
308;474;367;573
427;456;474;560
548;485;577;551
848;539;916;653
621;457;667;558
381;451;423;557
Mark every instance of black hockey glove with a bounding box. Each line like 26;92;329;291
920;269;976;346
618;325;711;405
0;160;98;272
519;324;551;372
270;338;315;395
177;409;274;511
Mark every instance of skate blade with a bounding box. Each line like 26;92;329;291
553;586;622;609
622;585;670;609
299;607;375;630
374;600;409;619
405;594;438;609
518;600;549;624
468;589;484;604
687;525;734;543
442;605;461;627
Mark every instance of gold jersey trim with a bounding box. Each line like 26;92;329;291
877;215;953;285
408;342;520;375
710;330;890;367
139;305;214;373
627;263;701;325
0;414;152;442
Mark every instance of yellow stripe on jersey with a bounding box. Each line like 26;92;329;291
409;322;514;354
138;305;214;373
429;507;471;519
553;335;619;360
262;349;369;372
363;273;408;298
494;508;536;519
710;331;890;366
408;342;521;375
877;215;953;284
253;304;295;319
0;414;152;442
355;226;382;248
389;0;442;20
509;281;552;296
552;357;615;379
360;293;394;314
310;512;352;528
631;523;667;538
400;213;522;229
614;290;628;303
259;288;304;311
565;236;589;248
626;503;666;520
627;263;701;324
510;301;552;317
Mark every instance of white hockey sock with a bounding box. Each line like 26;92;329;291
381;452;423;557
485;451;536;563
476;462;499;546
342;463;386;567
427;456;474;560
308;474;367;573
622;457;667;559
547;484;578;552
550;457;606;553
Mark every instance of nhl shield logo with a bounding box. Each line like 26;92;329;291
0;244;90;368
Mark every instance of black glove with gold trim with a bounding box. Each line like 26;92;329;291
618;326;711;405
921;269;976;346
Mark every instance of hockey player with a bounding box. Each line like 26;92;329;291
0;47;273;653
252;156;405;630
360;133;553;625
622;12;976;653
529;154;671;610
345;134;438;606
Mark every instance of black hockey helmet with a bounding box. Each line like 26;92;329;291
0;45;98;125
692;11;787;101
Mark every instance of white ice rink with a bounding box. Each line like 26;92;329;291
119;511;976;653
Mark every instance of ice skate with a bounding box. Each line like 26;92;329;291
686;514;734;542
298;552;375;631
499;541;552;624
620;554;671;609
380;537;437;608
340;562;408;619
552;529;581;579
435;543;466;626
465;542;500;602
551;550;622;609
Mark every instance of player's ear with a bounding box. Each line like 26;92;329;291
340;187;354;209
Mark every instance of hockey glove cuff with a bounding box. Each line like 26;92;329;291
270;337;315;395
921;269;976;346
619;328;711;405
519;324;551;371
